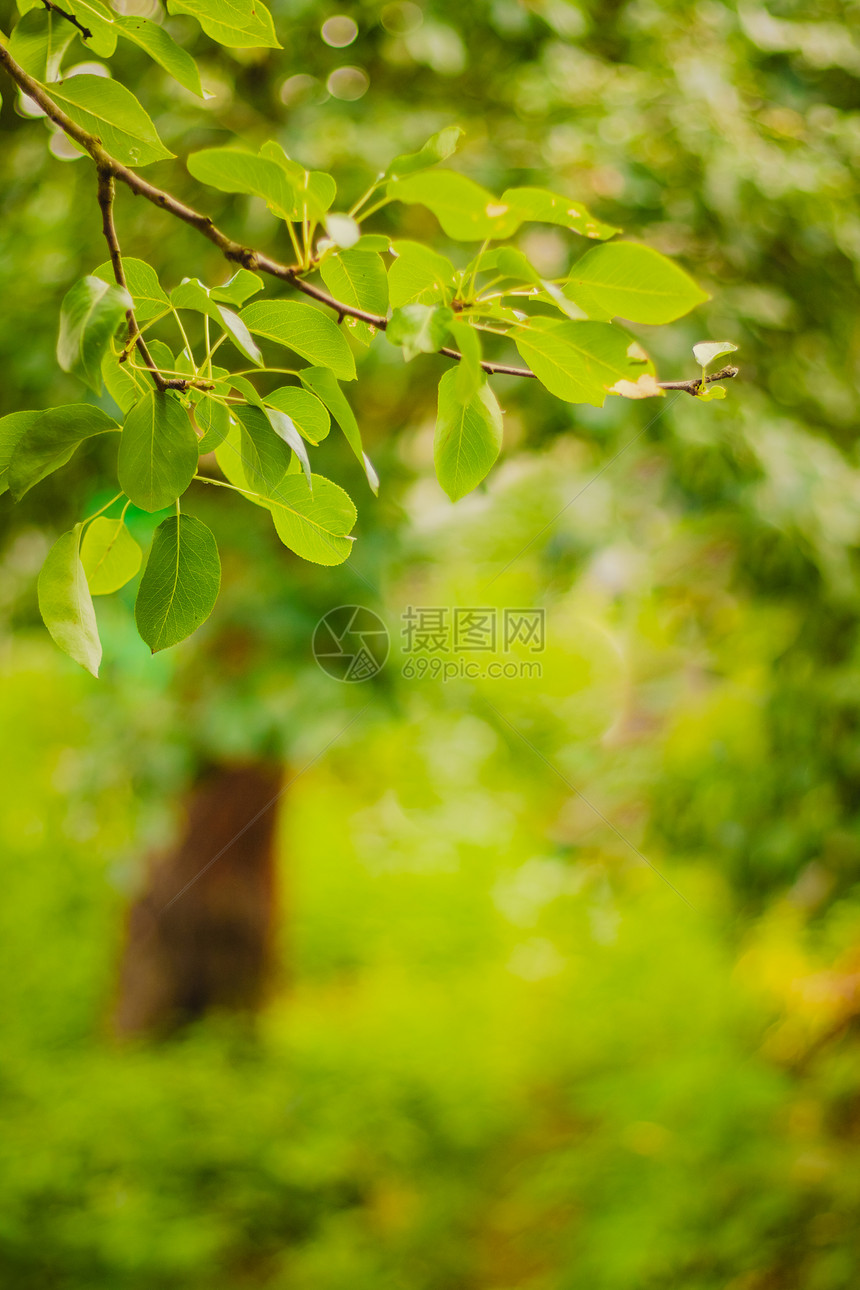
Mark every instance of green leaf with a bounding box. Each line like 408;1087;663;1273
66;0;116;57
387;304;454;361
319;250;389;347
45;75;174;167
513;318;653;407
0;410;41;497
233;403;292;493
166;0;280;49
259;142;337;218
269;474;356;565
8;404;119;499
298;367;377;493
239;301;356;380
101;351;151;414
265;407;311;486
9;8;75;81
213;422;268;505
387;171;521;241
693;339;739;367
434;367;502;501
57;276;132;394
384;125;464;180
171;279;263;366
37;525;101;677
114;15;205;97
92;257;168;323
80;515;142;595
388;241;456;308
194;396;231;452
501;187;619;240
475;247;587;319
264;387;330;444
209;269;264;307
135;514;221;653
351;234;391;253
118;390;199;512
564;243;709;324
446;319;483;401
186;148;301;222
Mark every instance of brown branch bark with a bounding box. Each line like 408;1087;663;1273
96;167;172;391
0;42;736;394
41;0;92;40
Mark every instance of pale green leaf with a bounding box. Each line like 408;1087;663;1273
239;301;356;380
135;514;221;652
434;367;502;501
501;187;619;240
209;269;264;307
693;340;739;367
67;0;116;57
446;319;483;400
9;404;119;499
384;125;464;180
9;9;75;81
564;242;709;324
37;525;101;676
80;515;142;594
266;407;311;486
57;276;132;394
93;256;168;323
115;15;206;97
387;304;454;361
298;367;377;492
319;250;388;347
45;75;173;167
165;0;280;49
513;318;652;407
118;390;199;512
388;241;456;308
170;278;263;367
186;148;300;221
269;474;356;565
264;387;330;444
387;171;521;241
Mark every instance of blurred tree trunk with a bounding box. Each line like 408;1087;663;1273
114;761;283;1035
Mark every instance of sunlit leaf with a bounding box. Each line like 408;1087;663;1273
165;0;280;49
319;250;388;347
513;318;652;406
269;474;356;565
37;524;101;676
387;171;521;241
46;76;173;167
299;366;377;492
565;243;709;323
384;125;464;179
115;15;206;97
501;187;619;240
388;241;456;308
240;302;356;380
80;515;142;594
93;257;168;323
264;387;330;444
693;340;739;367
434;367;502;501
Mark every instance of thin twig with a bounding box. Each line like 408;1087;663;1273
0;44;737;394
41;0;93;40
96;167;170;391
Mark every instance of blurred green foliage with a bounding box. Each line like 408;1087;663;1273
2;0;860;1285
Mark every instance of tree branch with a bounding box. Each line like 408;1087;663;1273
41;0;93;40
0;43;737;394
96;167;173;392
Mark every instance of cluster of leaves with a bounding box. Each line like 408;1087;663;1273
0;0;716;674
